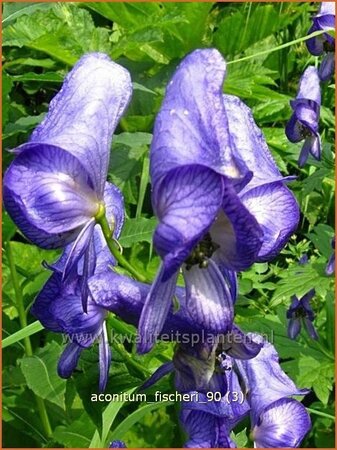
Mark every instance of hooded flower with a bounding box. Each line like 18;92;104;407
138;48;299;353
3;52;132;309
31;183;124;392
286;289;318;340
285;66;321;167
306;2;335;82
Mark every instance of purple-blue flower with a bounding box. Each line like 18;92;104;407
306;2;335;82
286;289;318;340
326;236;335;275
31;184;124;392
109;441;127;448
138;48;299;353
285;66;321;167
3;53;132;310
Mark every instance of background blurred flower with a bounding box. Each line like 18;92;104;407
326;236;335;275
306;2;335;81
285;66;321;167
286;289;318;340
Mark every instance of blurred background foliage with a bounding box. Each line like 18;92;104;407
2;2;335;448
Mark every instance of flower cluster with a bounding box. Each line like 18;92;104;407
285;2;335;167
4;47;320;448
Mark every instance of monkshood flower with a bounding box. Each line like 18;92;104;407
326;236;335;275
138;48;299;353
31;184;124;392
285;66;321;167
182;335;310;448
3;52;132;309
109;441;127;448
286;289;318;340
306;2;335;82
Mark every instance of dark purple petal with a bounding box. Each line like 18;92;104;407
241;334;309;424
285;113;304;143
316;2;335;28
306;24;325;55
98;324;111;392
141;362;174;390
326;251;335;275
183;259;234;333
210;183;263;271
3;144;99;249
223;94;283;191
287;318;301;340
151;49;251;192
240;182;300;261
252;398;311;448
303;318;319;340
31;272;106;347
224;327;263;360
319;53;335;82
57;343;83;378
30;53;132;196
153;165;223;278
299;135;321;167
292;101;320;134
137;265;179;354
301;288;316;310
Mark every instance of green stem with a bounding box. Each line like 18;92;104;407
96;209;150;283
306;407;335;420
227;29;332;65
6;242;53;438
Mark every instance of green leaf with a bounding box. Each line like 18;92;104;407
2;2;55;26
89;387;137;448
2;210;16;243
3;113;45;139
2;321;44;349
119;217;157;248
297;356;334;405
53;413;96;447
20;341;67;408
11;72;63;83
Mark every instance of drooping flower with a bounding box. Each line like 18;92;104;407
286;289;318;340
31;183;124;392
326;236;335;275
138;48;299;353
285;66;321;167
306;2;335;82
3;52;132;309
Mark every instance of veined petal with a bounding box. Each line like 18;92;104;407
3;144;99;249
210;183;263;271
181;409;215;448
223;327;263;360
30;53;132;196
57;343;83;379
62;218;95;282
31;272;106;347
151;49;251;191
252;398;311;448
291;101;320;134
183;259;233;333
104;181;125;240
241;334;309;423
240;182;300;261
98;324;111;392
153;165;223;278
223;94;282;191
137;265;179;354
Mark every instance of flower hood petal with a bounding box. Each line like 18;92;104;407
29;52;132;196
150;48;252;192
